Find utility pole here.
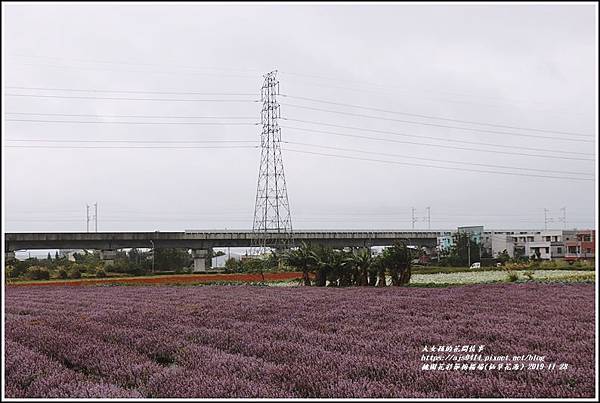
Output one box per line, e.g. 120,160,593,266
150,240,155,274
544,208,552,230
86,204,90,233
559,207,567,229
412,207,431,230
251,70,293,255
86,203,98,232
467,231,471,267
94,203,98,232
225,227,231,260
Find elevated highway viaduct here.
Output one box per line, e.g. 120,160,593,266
5,230,449,271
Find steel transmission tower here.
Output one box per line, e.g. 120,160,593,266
251,70,293,254
86,203,98,232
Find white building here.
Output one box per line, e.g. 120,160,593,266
484,230,577,260
58,249,84,262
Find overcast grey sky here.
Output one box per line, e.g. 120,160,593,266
2,2,597,232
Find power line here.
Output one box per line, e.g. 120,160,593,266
280,73,582,116
7,218,255,223
5,93,259,102
6,112,256,119
8,61,258,79
7,53,263,74
6,119,259,126
6,139,256,144
283,148,594,181
284,141,592,176
11,214,589,220
2,58,570,113
10,137,589,175
282,119,592,156
10,218,595,224
6,215,593,223
280,125,594,162
6,86,256,96
281,103,592,143
5,145,259,149
280,94,591,137
279,74,589,117
8,210,593,218
280,71,574,111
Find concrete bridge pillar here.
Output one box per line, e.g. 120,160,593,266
100,249,117,266
192,249,208,273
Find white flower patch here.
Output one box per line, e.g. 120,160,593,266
411,270,594,285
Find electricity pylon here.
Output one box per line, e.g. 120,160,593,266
251,70,293,255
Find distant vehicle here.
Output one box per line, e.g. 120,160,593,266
470,262,481,269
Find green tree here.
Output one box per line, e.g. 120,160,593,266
497,249,510,265
11,259,35,278
74,250,101,264
154,248,193,271
224,257,240,273
68,268,81,279
372,255,387,287
26,266,50,280
6,266,17,279
301,247,347,287
262,251,280,272
128,248,141,265
381,241,413,286
310,245,334,287
282,242,316,286
348,248,372,286
242,257,266,281
327,250,349,287
443,232,481,267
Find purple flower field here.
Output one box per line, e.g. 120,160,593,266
4,283,596,398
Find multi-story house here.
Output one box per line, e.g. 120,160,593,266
478,229,587,261
437,235,454,255
438,228,594,262
486,230,539,258
522,230,571,260
564,230,596,262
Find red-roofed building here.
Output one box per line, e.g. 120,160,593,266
564,230,595,262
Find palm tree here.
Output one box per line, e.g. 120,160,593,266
382,241,413,286
310,245,333,287
330,249,351,287
367,257,379,286
342,248,372,286
372,254,387,287
353,248,372,286
282,242,315,286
